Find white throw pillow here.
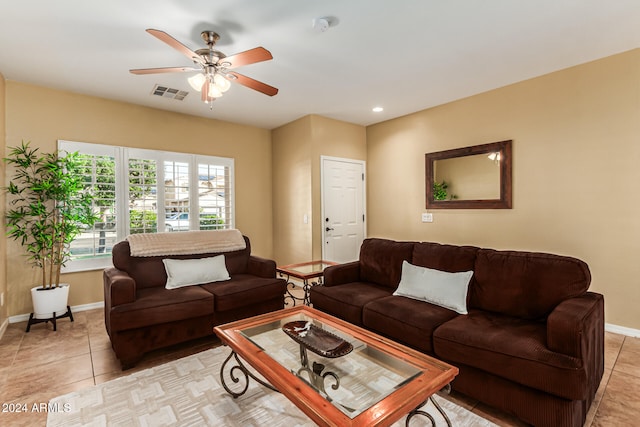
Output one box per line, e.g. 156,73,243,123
163,255,230,289
393,261,473,314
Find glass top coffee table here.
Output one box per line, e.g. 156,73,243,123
214,306,458,426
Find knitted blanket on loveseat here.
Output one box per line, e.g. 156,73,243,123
126,229,246,257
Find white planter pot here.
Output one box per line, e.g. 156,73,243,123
30,284,70,320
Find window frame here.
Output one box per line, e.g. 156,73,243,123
58,140,235,273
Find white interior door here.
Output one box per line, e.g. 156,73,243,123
321,156,366,263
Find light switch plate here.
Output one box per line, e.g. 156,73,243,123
421,213,433,223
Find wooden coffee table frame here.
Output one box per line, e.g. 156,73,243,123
214,306,458,427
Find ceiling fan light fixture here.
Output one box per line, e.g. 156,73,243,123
208,82,223,98
188,73,206,91
214,73,231,92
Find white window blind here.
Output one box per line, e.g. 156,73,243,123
197,161,232,231
128,157,158,234
71,151,117,268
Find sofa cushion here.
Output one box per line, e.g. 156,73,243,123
110,286,214,331
469,249,591,320
433,310,587,400
359,238,415,289
310,282,393,326
363,296,459,354
163,255,230,289
394,261,473,314
200,274,286,312
412,242,479,272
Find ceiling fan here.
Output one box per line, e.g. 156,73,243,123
130,29,278,103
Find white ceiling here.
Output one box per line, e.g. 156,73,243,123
0,1,638,130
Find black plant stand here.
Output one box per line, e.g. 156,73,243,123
25,306,74,332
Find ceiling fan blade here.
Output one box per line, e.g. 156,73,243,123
129,66,200,75
226,72,278,96
146,28,204,65
222,47,273,69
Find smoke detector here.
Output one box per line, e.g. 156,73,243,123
312,17,330,33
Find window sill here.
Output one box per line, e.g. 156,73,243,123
62,258,112,274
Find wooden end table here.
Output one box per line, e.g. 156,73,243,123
277,260,337,306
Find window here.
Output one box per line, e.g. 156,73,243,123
128,157,158,234
59,140,235,272
197,162,231,231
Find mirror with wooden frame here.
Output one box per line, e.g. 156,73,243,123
425,140,512,209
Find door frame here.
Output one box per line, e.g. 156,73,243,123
320,155,367,261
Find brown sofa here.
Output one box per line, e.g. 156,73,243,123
104,235,286,369
310,238,604,427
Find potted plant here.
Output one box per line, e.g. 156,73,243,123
433,181,457,201
3,141,98,331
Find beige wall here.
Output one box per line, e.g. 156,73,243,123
272,116,314,264
0,73,7,326
4,81,274,317
272,115,366,264
366,49,640,329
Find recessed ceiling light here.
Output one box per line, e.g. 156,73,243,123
372,106,384,112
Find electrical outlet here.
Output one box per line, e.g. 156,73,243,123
421,213,433,223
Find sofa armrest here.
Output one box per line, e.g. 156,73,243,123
547,292,604,359
323,261,361,287
247,256,277,278
103,267,136,307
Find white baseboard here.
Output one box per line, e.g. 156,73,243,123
8,301,105,324
605,323,640,338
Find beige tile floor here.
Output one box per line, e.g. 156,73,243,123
0,307,637,426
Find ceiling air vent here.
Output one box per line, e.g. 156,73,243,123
151,85,189,101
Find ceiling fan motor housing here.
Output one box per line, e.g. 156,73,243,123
201,31,220,46
196,48,226,65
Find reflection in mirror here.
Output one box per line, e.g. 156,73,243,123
434,153,501,200
426,140,512,209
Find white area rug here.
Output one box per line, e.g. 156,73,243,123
47,346,496,426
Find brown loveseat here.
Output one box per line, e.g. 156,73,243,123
310,238,604,427
104,234,286,369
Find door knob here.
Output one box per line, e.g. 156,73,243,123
326,227,334,232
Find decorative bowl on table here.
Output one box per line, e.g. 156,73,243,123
282,320,353,358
